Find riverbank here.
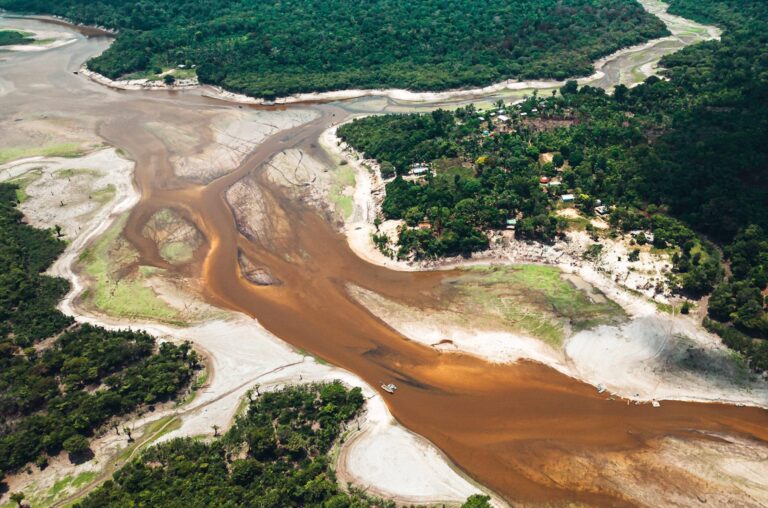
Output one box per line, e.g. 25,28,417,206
322,123,768,412
73,0,720,106
0,129,495,508
0,23,77,51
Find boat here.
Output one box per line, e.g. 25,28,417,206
381,383,397,394
597,384,606,394
651,399,661,408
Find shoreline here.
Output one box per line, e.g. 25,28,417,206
1,146,495,506
74,0,720,105
322,125,768,412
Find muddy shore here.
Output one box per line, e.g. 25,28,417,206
1,6,766,508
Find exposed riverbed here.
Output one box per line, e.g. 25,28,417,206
1,6,766,507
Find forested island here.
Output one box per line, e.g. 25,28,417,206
0,0,667,98
338,0,768,371
0,183,199,482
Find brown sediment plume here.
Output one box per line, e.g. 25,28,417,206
111,104,768,507
2,24,764,504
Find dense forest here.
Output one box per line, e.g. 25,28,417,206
0,0,667,98
0,183,199,480
339,0,768,370
75,382,490,508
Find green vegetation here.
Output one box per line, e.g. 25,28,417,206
0,183,199,482
75,382,375,507
1,0,666,99
79,215,182,323
0,143,84,165
5,168,43,203
0,29,33,46
329,164,356,220
340,0,768,370
448,265,625,345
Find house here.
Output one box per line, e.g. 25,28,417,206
410,163,430,175
539,176,551,184
506,218,517,230
595,205,609,215
561,193,575,202
497,114,510,122
548,179,562,187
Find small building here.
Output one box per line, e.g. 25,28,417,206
506,218,517,230
548,179,562,187
539,176,551,184
595,205,609,215
497,114,510,122
410,163,430,175
561,193,575,202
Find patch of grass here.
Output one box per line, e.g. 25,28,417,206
168,67,197,79
0,143,85,165
79,214,183,324
90,184,116,204
117,415,180,463
563,215,592,231
5,168,43,203
296,347,328,365
177,369,208,406
160,240,195,264
54,167,103,179
329,163,356,219
32,38,57,46
447,265,626,346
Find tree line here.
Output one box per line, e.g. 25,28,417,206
0,183,199,480
0,0,666,99
339,0,768,371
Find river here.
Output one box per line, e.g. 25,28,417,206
1,10,766,507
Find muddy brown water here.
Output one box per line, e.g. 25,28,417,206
2,16,767,506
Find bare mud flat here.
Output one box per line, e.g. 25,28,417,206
1,6,766,508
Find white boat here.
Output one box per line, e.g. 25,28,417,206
381,383,397,394
597,384,606,394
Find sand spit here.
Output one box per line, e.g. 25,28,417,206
0,24,77,52
79,67,199,91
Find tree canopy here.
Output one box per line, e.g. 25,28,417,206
0,183,199,479
0,0,667,98
339,0,768,370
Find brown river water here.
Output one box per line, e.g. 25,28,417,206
2,16,767,507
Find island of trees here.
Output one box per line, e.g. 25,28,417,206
338,0,768,371
0,0,667,99
0,183,199,481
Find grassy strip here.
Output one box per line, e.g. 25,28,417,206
329,163,356,219
453,265,626,346
0,143,85,165
78,215,183,324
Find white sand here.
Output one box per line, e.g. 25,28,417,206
0,143,493,507
79,0,720,107
322,100,768,413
